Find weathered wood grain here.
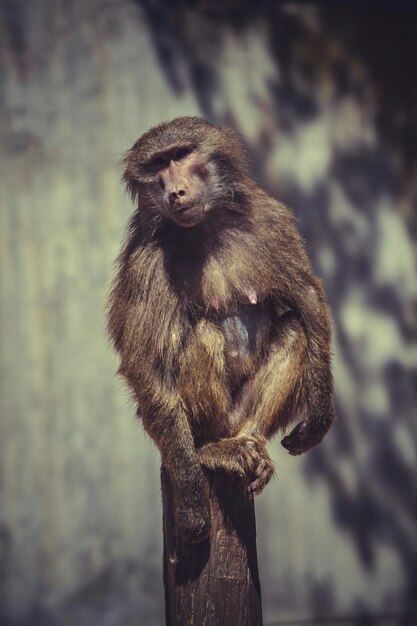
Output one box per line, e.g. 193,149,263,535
161,468,263,626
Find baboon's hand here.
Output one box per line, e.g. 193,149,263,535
281,419,329,456
175,480,210,543
242,436,275,496
197,435,275,495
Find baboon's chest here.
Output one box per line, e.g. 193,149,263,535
210,301,271,398
220,303,271,362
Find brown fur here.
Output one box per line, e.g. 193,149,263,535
107,117,335,542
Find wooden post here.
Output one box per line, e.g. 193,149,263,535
161,467,263,626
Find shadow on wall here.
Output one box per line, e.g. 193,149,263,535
136,0,417,616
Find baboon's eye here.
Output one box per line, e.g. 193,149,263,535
173,147,192,161
149,155,169,170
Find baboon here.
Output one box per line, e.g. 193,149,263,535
107,117,335,542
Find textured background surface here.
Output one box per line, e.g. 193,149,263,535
0,2,416,624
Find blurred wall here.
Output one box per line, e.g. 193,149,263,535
0,2,416,625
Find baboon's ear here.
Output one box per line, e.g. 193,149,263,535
121,149,140,202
